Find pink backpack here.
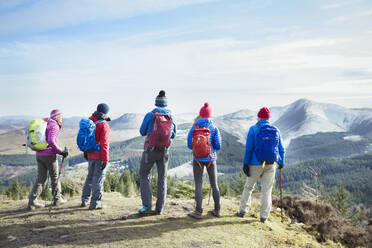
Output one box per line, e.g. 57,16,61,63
148,113,173,150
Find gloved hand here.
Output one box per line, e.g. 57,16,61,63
84,151,88,160
100,162,107,170
105,117,111,122
243,164,250,177
60,150,69,158
278,164,284,170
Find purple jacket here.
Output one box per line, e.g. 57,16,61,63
36,118,63,156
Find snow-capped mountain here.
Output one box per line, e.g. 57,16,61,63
62,116,84,128
213,110,257,143
109,113,145,130
1,98,372,150
174,113,199,124
212,98,372,146
272,99,372,145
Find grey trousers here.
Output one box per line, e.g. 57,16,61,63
193,160,220,212
139,149,169,212
82,159,107,207
28,155,61,204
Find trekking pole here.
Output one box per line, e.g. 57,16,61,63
45,175,50,208
49,147,68,214
208,186,211,205
280,168,283,222
207,165,212,206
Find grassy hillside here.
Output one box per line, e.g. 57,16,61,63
282,153,372,206
286,132,372,163
0,193,346,248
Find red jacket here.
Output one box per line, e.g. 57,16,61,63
87,115,110,163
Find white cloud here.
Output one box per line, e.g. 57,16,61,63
0,0,216,34
0,0,31,10
321,0,355,9
326,9,372,24
1,29,372,116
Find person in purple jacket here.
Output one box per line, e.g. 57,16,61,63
27,109,69,210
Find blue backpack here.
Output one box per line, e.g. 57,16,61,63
254,124,280,164
76,119,104,152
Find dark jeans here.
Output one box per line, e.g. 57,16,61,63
82,159,107,207
193,160,220,212
139,149,169,212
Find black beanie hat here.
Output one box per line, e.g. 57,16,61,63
155,90,168,107
97,103,109,114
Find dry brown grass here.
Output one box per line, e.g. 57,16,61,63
273,195,372,248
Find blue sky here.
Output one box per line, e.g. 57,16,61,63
1,0,372,118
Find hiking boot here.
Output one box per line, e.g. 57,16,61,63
211,209,220,217
27,201,45,211
155,209,163,215
81,201,89,207
138,205,152,214
53,197,67,206
260,217,267,223
89,202,106,210
188,210,203,219
236,211,245,218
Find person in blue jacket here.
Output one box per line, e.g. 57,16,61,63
237,107,285,223
138,90,177,215
187,102,222,219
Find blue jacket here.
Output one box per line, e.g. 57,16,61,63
243,120,285,166
187,118,221,162
139,107,177,148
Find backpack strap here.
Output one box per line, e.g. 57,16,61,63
95,120,105,125
195,158,203,169
256,123,261,135
206,154,214,168
193,123,201,168
195,155,214,169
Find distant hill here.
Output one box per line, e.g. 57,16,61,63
286,132,372,163
109,113,144,130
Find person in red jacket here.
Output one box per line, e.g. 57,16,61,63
81,103,111,210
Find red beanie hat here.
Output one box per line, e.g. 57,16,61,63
257,107,270,119
199,102,212,118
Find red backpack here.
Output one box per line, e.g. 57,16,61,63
148,113,173,150
192,124,213,168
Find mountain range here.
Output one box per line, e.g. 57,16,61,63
213,98,372,146
1,98,372,207
1,98,372,154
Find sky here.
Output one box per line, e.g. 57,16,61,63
0,0,372,118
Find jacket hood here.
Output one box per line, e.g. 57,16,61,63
43,117,61,128
152,107,172,115
93,111,108,120
194,118,212,127
257,119,270,127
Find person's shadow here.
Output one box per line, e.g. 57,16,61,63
0,207,258,247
